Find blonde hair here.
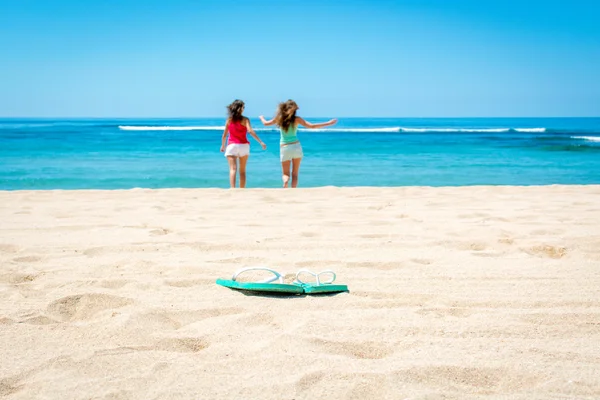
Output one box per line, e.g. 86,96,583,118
274,100,299,131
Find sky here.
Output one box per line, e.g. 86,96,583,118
0,0,599,118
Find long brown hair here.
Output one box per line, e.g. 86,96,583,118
274,100,299,131
227,99,244,122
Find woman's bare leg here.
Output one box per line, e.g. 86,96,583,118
227,156,237,188
291,157,302,188
238,155,249,188
281,160,291,188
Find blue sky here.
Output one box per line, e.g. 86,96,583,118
1,0,599,117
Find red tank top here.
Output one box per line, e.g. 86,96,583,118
228,121,249,144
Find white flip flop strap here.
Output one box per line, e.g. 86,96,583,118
295,269,336,286
231,267,283,284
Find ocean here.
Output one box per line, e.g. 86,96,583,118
1,117,599,190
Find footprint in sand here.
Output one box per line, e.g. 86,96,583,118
95,337,208,356
46,293,133,322
125,307,244,333
410,258,433,265
0,378,23,397
12,256,42,263
522,244,567,259
529,228,566,236
125,312,182,331
307,338,393,359
154,337,208,353
0,244,19,253
295,371,327,393
0,273,38,284
149,228,171,236
0,356,75,397
458,241,488,251
472,251,506,258
395,365,540,393
368,203,393,211
20,315,59,325
296,372,388,399
498,237,515,245
82,246,112,257
300,231,319,238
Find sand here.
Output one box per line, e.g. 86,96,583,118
1,185,599,399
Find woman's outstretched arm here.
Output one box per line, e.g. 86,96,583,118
245,118,267,150
296,117,337,129
220,119,229,152
259,115,276,126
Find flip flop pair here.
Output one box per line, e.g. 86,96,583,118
216,267,348,295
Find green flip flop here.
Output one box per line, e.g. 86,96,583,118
216,267,304,294
293,269,349,294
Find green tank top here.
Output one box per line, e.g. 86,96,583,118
280,124,299,145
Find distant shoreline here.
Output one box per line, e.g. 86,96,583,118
2,184,600,193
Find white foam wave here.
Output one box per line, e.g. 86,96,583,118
119,125,402,133
302,127,401,132
401,127,547,133
514,128,546,132
118,125,548,134
400,128,510,133
119,126,225,131
572,136,600,143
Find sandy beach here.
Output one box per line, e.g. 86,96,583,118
1,185,599,399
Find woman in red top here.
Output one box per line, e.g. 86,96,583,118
220,100,267,188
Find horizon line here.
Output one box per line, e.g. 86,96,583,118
1,116,600,120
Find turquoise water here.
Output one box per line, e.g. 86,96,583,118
1,118,599,189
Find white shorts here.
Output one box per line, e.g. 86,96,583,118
225,143,250,158
280,143,303,162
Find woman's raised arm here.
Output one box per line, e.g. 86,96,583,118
259,115,276,126
296,117,337,129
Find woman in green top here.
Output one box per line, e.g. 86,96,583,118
260,100,337,188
